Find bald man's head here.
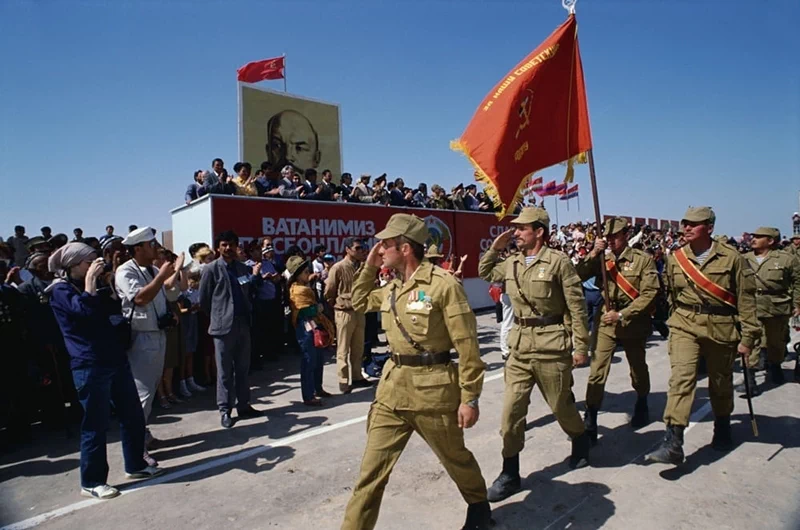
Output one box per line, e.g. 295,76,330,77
266,110,321,174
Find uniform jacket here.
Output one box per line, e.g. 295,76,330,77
352,261,484,412
351,183,374,203
199,258,261,336
575,246,659,338
479,246,589,358
665,242,760,347
743,249,800,318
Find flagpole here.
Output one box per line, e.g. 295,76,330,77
587,148,613,311
282,53,287,92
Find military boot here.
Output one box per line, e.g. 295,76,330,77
646,425,685,465
736,368,760,397
768,362,785,385
568,432,591,469
486,455,521,502
584,407,599,446
461,501,494,530
711,416,733,452
630,395,650,429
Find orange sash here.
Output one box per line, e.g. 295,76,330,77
673,247,737,308
605,260,639,301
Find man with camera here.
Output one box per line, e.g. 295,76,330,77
115,227,182,464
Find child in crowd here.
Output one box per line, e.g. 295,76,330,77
178,271,206,396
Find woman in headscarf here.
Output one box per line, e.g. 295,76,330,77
47,243,164,500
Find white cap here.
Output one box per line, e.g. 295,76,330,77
122,226,156,246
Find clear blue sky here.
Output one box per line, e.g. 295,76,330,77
1,0,798,240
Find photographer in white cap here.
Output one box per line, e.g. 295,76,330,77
115,227,183,466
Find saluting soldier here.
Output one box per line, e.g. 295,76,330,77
739,227,800,393
478,207,591,503
575,217,659,444
341,213,492,530
647,207,760,465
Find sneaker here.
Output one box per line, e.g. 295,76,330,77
188,378,206,392
143,451,159,467
126,466,166,480
158,396,172,410
81,484,120,499
178,381,193,399
167,394,184,404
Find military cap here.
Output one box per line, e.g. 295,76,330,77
792,234,800,240
425,245,444,259
750,227,780,239
285,256,310,281
122,226,157,246
682,206,715,223
510,207,550,227
26,236,50,251
375,213,429,245
360,173,371,181
603,217,629,236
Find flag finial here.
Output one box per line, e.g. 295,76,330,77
562,0,577,15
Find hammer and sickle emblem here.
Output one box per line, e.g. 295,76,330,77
515,89,534,139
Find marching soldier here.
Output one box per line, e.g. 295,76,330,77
478,207,591,502
739,227,800,393
341,213,492,530
575,217,659,444
647,207,760,465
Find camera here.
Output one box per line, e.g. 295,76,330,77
157,311,177,330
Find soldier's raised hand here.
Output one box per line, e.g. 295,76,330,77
491,229,515,251
366,242,383,268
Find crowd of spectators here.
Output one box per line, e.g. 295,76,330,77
185,158,501,212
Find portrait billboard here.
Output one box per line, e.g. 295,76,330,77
239,84,342,179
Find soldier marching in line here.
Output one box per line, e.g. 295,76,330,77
341,213,492,530
478,207,591,502
647,207,761,465
738,227,800,393
575,217,660,444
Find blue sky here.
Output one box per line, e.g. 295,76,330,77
1,0,798,240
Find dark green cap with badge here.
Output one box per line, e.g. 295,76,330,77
375,213,429,245
603,217,628,236
750,227,780,239
510,207,550,227
682,206,715,224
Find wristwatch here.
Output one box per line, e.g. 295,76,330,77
618,311,625,323
466,398,479,409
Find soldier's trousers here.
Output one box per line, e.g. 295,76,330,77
746,316,790,368
663,328,736,427
335,310,366,385
585,327,650,408
342,402,487,530
500,353,584,458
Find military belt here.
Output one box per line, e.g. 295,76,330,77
676,301,737,316
756,288,783,296
514,315,564,327
391,351,452,367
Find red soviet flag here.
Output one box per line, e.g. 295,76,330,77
451,14,592,218
237,56,285,83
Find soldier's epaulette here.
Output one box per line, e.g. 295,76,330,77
714,240,739,254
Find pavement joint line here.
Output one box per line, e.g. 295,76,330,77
0,343,718,530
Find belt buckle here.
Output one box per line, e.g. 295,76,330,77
393,355,402,367
693,304,704,313
419,352,432,366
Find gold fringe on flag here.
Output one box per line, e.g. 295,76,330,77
562,151,587,184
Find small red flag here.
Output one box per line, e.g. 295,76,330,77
237,56,285,83
451,14,592,218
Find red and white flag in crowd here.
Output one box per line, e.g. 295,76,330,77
237,56,285,83
523,176,543,196
538,180,567,197
559,184,579,200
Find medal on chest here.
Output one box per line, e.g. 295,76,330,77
537,266,546,279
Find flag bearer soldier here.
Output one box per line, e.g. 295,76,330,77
478,207,591,503
647,207,760,465
575,217,660,444
341,213,492,530
738,227,800,393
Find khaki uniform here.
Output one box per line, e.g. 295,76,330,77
479,245,590,457
342,260,486,530
351,181,374,203
743,249,800,367
324,257,367,386
663,242,760,426
575,246,659,408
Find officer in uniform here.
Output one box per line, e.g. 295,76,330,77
575,217,659,444
478,207,591,502
787,234,800,259
647,207,760,465
341,213,492,530
739,227,800,393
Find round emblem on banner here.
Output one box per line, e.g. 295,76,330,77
424,216,453,260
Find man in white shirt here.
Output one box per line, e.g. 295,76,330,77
115,227,182,463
